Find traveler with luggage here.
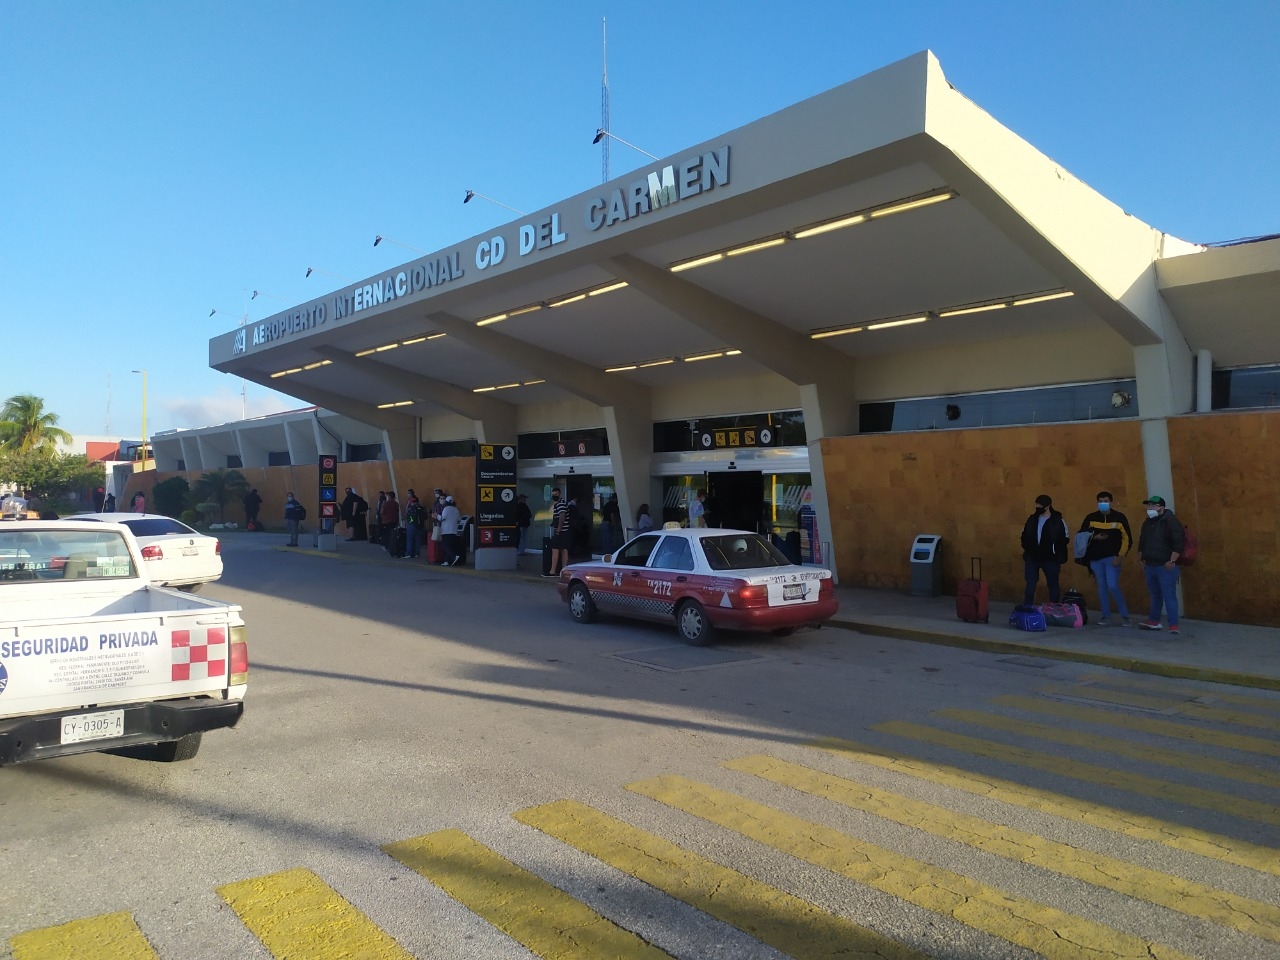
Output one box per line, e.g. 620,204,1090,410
1020,494,1069,605
1077,491,1133,626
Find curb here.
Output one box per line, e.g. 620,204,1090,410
828,616,1280,692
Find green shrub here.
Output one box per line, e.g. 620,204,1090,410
180,509,200,527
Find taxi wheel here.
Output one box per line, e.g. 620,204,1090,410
676,600,714,646
176,583,203,593
568,581,597,623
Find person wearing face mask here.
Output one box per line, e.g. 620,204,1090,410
1020,494,1070,606
1137,495,1186,635
1078,491,1134,626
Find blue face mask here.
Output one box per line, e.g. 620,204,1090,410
1098,502,1111,512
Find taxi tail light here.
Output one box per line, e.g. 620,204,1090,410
819,577,833,598
229,625,249,685
215,541,221,556
140,544,164,561
736,584,769,608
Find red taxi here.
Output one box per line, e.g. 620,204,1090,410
556,525,838,645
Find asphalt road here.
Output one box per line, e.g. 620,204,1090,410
2,535,1278,959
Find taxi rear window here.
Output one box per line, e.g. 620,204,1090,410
701,534,793,571
0,529,137,583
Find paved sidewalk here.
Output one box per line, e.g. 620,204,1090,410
270,533,1280,691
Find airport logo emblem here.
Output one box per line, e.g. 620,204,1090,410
0,661,8,696
232,328,247,355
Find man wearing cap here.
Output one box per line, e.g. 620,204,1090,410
439,495,462,566
1020,494,1070,605
1137,495,1186,634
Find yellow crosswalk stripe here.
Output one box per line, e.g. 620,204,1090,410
1045,684,1280,732
811,737,1280,878
10,912,159,960
515,799,928,960
629,774,1195,960
1078,672,1280,713
990,694,1280,757
726,753,1280,944
874,720,1280,826
217,867,413,960
382,829,674,960
936,707,1280,789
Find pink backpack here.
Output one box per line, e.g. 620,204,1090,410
1039,602,1084,628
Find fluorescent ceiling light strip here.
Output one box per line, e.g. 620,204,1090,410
401,336,427,345
605,364,638,373
794,213,867,239
394,400,414,407
725,349,742,356
726,236,787,257
476,313,507,326
302,362,324,370
1012,290,1074,306
508,304,542,317
639,358,675,367
549,293,587,308
671,252,723,273
354,349,376,357
683,351,724,362
869,192,954,218
938,302,1008,318
867,315,929,331
810,325,864,339
375,343,399,352
522,379,545,386
493,383,520,390
589,281,628,296
375,402,396,409
473,386,496,393
426,332,446,340
269,370,290,378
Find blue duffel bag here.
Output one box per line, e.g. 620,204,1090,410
1009,604,1048,632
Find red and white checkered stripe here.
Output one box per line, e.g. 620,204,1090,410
171,627,227,682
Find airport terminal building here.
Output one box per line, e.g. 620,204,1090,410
172,52,1279,624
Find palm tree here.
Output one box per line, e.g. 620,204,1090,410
0,394,73,454
192,468,249,523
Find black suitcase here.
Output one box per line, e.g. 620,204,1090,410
388,526,406,558
541,536,553,576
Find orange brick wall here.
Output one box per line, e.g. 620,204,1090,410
120,457,474,527
821,420,1149,607
1169,412,1280,626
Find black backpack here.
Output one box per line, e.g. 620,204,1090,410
296,503,307,521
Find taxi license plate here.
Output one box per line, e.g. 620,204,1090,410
783,583,807,601
182,546,198,556
61,709,125,745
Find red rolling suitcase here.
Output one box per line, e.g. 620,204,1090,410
957,557,989,623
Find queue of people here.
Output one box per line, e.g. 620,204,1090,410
1022,490,1187,635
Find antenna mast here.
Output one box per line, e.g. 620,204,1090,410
104,373,111,434
601,18,610,183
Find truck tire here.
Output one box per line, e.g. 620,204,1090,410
152,732,202,762
176,583,203,594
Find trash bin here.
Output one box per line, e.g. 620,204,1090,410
457,516,473,566
909,534,943,597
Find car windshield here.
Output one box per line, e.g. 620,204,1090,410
0,529,137,582
700,534,794,571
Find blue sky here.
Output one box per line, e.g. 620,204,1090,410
2,2,1276,439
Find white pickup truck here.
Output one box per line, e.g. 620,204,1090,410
0,520,247,765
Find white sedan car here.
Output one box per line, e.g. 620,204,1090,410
70,513,222,591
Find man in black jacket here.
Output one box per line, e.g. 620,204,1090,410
1021,494,1070,605
1137,494,1186,635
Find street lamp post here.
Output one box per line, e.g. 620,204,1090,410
130,369,148,469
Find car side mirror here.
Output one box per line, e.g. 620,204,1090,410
603,553,614,563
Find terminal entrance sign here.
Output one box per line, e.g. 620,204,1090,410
475,444,517,548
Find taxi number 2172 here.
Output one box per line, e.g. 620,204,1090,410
645,579,672,596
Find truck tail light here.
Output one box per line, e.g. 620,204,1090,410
735,584,769,608
140,544,164,560
229,625,249,685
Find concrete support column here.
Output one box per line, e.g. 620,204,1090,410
284,420,318,469
381,423,418,497
311,417,341,458
602,401,653,538
196,436,219,472
1196,349,1213,414
799,380,859,582
234,430,269,468
179,436,200,472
